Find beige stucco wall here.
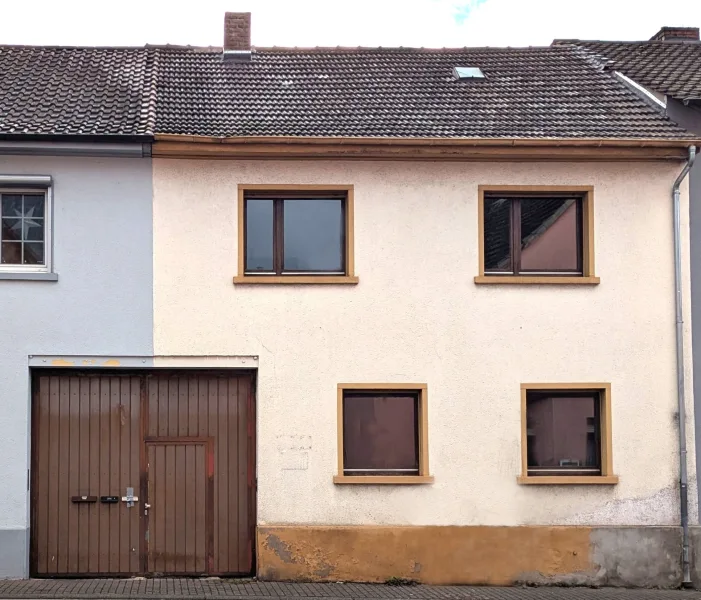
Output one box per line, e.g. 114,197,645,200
152,158,697,527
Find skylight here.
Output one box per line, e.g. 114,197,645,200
453,66,485,80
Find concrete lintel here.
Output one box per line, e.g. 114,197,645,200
28,355,259,369
0,174,52,187
152,355,258,368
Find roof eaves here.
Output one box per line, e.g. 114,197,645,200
153,133,701,147
0,133,155,143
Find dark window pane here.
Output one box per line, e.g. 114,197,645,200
1,195,22,217
1,241,21,264
1,218,21,241
520,198,579,272
283,199,343,272
343,393,419,475
526,391,600,475
25,218,44,241
484,198,512,271
23,194,45,218
23,242,44,265
245,199,274,272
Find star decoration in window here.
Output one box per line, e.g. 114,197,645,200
8,205,42,239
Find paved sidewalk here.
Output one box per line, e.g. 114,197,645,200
0,580,699,600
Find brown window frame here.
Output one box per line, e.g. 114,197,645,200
476,185,599,285
518,383,617,485
234,184,358,285
334,383,433,485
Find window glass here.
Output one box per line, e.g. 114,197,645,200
526,391,600,476
520,198,579,272
24,243,44,265
1,194,22,215
1,242,21,264
0,193,46,266
283,199,342,272
343,393,419,476
245,199,274,272
484,197,511,272
23,194,45,218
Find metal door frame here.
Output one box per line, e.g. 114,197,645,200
29,369,256,578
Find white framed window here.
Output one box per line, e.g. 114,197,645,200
0,175,53,276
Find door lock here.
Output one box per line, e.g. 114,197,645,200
122,487,138,508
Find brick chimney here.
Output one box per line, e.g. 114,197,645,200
223,12,251,61
650,26,699,42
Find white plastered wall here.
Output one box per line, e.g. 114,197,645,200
152,158,697,527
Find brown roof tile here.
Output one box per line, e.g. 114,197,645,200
0,46,157,138
153,45,692,139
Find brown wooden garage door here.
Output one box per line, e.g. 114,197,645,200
31,371,255,577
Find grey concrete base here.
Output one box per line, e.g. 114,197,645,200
0,528,27,579
688,526,701,588
520,527,687,589
591,527,682,588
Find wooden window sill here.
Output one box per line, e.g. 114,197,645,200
333,475,434,485
474,275,600,285
517,475,619,485
233,275,359,285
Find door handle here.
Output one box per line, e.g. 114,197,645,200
144,503,151,509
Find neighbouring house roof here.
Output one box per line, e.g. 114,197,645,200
0,43,696,141
0,46,157,138
553,39,701,103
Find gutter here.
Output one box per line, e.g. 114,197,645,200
0,141,152,158
154,133,701,149
673,145,697,587
0,133,153,144
152,135,700,161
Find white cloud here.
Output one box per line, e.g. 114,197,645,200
0,0,699,47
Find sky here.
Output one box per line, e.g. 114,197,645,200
0,0,700,48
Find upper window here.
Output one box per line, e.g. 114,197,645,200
519,383,617,485
477,186,598,284
0,186,51,274
335,384,432,485
235,185,357,284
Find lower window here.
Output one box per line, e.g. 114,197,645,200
520,383,617,484
335,384,432,484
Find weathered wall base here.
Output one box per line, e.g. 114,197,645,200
258,526,696,588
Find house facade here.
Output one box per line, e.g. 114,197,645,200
1,13,700,587
153,156,696,586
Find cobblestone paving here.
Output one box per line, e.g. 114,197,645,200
0,581,699,600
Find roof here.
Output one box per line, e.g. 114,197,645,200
0,43,696,141
0,46,157,138
155,45,692,139
553,39,701,103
